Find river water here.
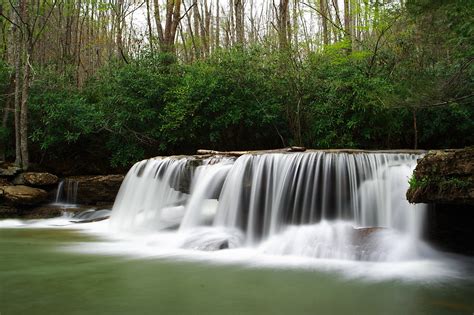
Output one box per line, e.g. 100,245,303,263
1,228,473,315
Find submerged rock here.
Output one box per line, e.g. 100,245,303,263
70,209,111,223
352,227,386,241
13,172,59,186
180,228,243,251
0,185,48,206
407,148,474,205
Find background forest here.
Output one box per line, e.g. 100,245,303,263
0,0,472,173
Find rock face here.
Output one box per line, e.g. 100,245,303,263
406,147,474,256
63,175,124,205
13,172,59,186
407,148,474,205
0,185,48,205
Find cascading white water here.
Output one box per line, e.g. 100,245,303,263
54,178,79,206
109,152,428,261
111,158,189,232
180,159,234,230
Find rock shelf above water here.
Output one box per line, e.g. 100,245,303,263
407,147,474,205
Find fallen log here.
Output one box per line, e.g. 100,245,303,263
196,147,307,156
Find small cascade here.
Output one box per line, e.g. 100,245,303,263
54,178,79,205
109,151,428,262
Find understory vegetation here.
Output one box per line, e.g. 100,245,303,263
0,0,472,170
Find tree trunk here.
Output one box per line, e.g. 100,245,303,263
0,76,14,161
343,0,352,52
193,0,201,58
20,45,31,169
234,0,244,46
13,3,22,166
215,0,220,49
279,0,290,50
229,0,235,45
115,0,125,60
320,0,329,45
146,0,154,52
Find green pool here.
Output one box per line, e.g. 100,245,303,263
1,228,473,315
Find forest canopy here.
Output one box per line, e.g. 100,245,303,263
0,0,472,171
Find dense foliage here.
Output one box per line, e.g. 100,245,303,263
1,0,473,170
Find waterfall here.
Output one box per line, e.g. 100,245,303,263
109,152,427,261
54,179,79,205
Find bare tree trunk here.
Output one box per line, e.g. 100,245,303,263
234,0,244,46
13,4,22,166
154,0,181,54
278,0,290,50
115,0,125,60
153,0,165,50
17,0,30,169
229,0,235,45
0,76,14,161
146,0,154,52
215,0,220,49
320,0,329,45
183,1,198,60
20,46,31,169
343,0,352,52
204,0,211,55
193,0,202,58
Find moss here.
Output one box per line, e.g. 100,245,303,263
408,174,429,189
409,173,471,191
439,177,471,190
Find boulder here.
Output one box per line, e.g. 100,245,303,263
63,175,124,204
13,172,59,186
0,185,48,206
0,163,22,177
407,148,474,205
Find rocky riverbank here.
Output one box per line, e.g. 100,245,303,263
407,148,473,205
0,163,123,218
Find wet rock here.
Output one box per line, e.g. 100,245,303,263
13,172,59,186
218,240,229,250
407,148,474,205
0,185,48,206
0,205,20,218
70,209,111,223
63,175,124,205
